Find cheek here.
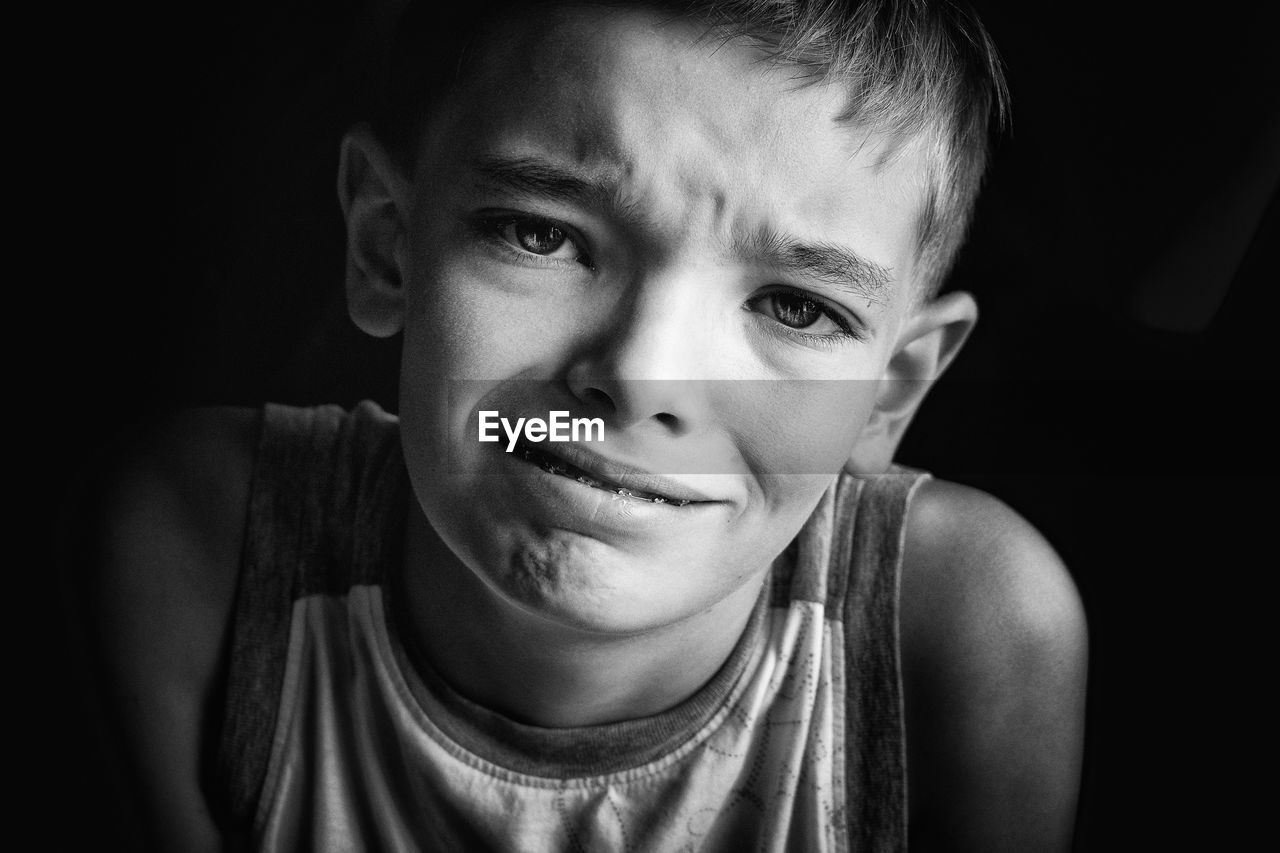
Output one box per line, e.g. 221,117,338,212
405,247,594,385
404,264,504,377
725,379,878,477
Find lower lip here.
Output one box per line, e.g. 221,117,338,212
495,445,714,532
515,442,695,505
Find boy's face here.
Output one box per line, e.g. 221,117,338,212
391,5,936,635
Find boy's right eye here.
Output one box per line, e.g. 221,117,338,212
484,213,593,268
503,219,569,256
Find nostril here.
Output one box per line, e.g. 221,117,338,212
565,376,692,432
579,386,614,410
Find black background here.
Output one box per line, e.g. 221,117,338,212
34,1,1278,848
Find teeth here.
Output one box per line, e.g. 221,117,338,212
516,442,692,506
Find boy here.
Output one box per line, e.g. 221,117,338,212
89,1,1086,850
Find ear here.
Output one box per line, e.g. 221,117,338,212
337,123,410,338
846,291,978,477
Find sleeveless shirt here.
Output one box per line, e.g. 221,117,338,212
216,401,928,852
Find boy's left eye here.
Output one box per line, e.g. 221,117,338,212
767,292,824,328
751,290,853,338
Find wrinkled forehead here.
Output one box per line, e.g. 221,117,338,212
443,5,893,162
417,4,932,292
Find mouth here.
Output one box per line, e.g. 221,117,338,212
513,440,701,506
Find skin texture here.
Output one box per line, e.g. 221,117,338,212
902,479,1087,851
344,5,978,729
80,409,259,852
85,5,1086,851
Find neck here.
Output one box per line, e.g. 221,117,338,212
397,504,765,728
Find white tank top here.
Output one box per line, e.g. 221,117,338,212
216,401,925,852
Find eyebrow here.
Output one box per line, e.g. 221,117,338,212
738,229,893,304
472,154,617,209
472,154,894,301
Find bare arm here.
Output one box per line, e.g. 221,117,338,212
80,408,259,852
901,479,1088,852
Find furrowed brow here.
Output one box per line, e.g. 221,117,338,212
742,229,893,303
472,157,896,301
472,155,614,208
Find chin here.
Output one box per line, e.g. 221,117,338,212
483,532,694,636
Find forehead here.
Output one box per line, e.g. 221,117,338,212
420,4,929,297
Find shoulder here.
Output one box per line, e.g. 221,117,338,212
96,405,261,563
82,406,261,850
899,477,1087,852
901,477,1085,662
91,407,261,637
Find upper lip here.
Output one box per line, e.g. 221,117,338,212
516,439,718,503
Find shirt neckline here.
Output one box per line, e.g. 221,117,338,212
377,543,773,779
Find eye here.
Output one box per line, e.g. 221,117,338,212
493,215,588,264
755,290,846,335
506,219,565,254
769,292,822,328
745,287,867,348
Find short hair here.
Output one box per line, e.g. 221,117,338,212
371,0,1009,299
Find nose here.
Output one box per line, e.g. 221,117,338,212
565,273,713,434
